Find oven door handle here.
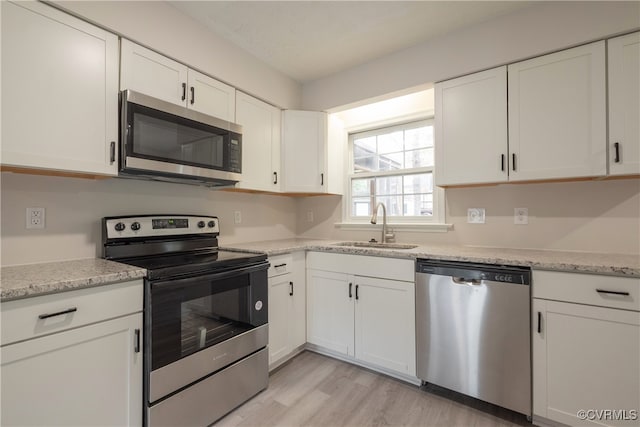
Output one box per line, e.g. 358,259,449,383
151,261,269,291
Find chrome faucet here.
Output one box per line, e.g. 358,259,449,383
371,202,395,243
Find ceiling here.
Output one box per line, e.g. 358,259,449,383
169,1,533,83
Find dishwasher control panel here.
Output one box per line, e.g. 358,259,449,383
416,259,531,285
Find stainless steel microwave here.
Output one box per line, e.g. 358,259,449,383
119,90,242,187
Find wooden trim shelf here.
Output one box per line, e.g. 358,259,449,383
440,174,640,189
0,166,112,180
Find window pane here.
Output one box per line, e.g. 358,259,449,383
405,148,434,168
351,178,373,197
405,126,433,149
403,173,433,194
352,197,372,216
354,156,377,173
354,136,376,153
376,195,402,216
378,152,403,171
377,131,403,154
375,176,402,196
404,194,433,216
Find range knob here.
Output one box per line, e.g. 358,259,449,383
208,220,216,228
197,221,206,228
131,222,141,231
114,222,126,232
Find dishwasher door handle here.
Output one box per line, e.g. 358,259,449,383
452,277,481,286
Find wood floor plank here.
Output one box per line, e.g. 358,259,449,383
216,351,530,427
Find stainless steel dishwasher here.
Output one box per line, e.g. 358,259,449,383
416,259,531,416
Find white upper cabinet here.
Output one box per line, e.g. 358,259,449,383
235,92,281,192
608,32,640,176
1,1,119,176
435,66,508,186
281,110,344,195
187,69,236,121
282,110,327,193
120,39,188,107
508,41,607,181
120,40,235,122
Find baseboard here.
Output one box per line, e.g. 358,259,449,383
305,343,422,386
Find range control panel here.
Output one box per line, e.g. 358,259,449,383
104,215,219,239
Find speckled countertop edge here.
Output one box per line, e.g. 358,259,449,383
221,239,640,278
0,258,147,302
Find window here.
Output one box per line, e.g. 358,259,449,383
348,120,439,222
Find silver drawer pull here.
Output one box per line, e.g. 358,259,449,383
38,307,77,320
596,289,630,296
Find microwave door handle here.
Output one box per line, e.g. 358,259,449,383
152,262,268,291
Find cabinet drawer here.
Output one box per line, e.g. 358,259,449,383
533,270,640,311
307,252,414,282
1,280,143,346
268,254,293,278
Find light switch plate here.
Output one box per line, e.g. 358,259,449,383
467,208,485,224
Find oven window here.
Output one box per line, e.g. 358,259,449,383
130,104,226,170
151,270,266,370
180,291,252,357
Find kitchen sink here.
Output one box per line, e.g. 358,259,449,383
334,241,419,250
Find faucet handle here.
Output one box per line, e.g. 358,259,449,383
385,227,396,243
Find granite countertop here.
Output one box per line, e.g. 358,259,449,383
222,238,640,278
0,258,147,301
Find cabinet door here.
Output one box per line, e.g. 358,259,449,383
1,1,119,176
187,69,236,122
435,66,508,186
1,313,143,426
508,41,606,181
120,39,188,107
354,277,416,376
609,32,640,176
282,110,327,193
306,269,353,356
236,92,282,192
268,275,292,364
533,299,640,426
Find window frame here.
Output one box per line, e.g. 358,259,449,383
344,118,445,225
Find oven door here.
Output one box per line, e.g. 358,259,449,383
147,261,268,403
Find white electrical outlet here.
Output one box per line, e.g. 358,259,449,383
467,208,485,224
514,208,529,225
234,211,242,224
306,211,314,222
26,207,46,229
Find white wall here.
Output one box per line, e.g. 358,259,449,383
0,173,297,266
303,1,640,111
53,0,301,109
296,179,640,255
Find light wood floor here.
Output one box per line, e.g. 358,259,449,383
216,351,531,427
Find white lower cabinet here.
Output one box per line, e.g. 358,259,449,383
267,252,306,369
532,271,640,427
1,281,143,426
306,252,416,379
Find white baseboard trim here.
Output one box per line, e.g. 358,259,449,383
305,343,422,386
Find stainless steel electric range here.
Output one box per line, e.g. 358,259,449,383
102,215,269,427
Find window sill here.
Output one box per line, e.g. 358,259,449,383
334,222,452,233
